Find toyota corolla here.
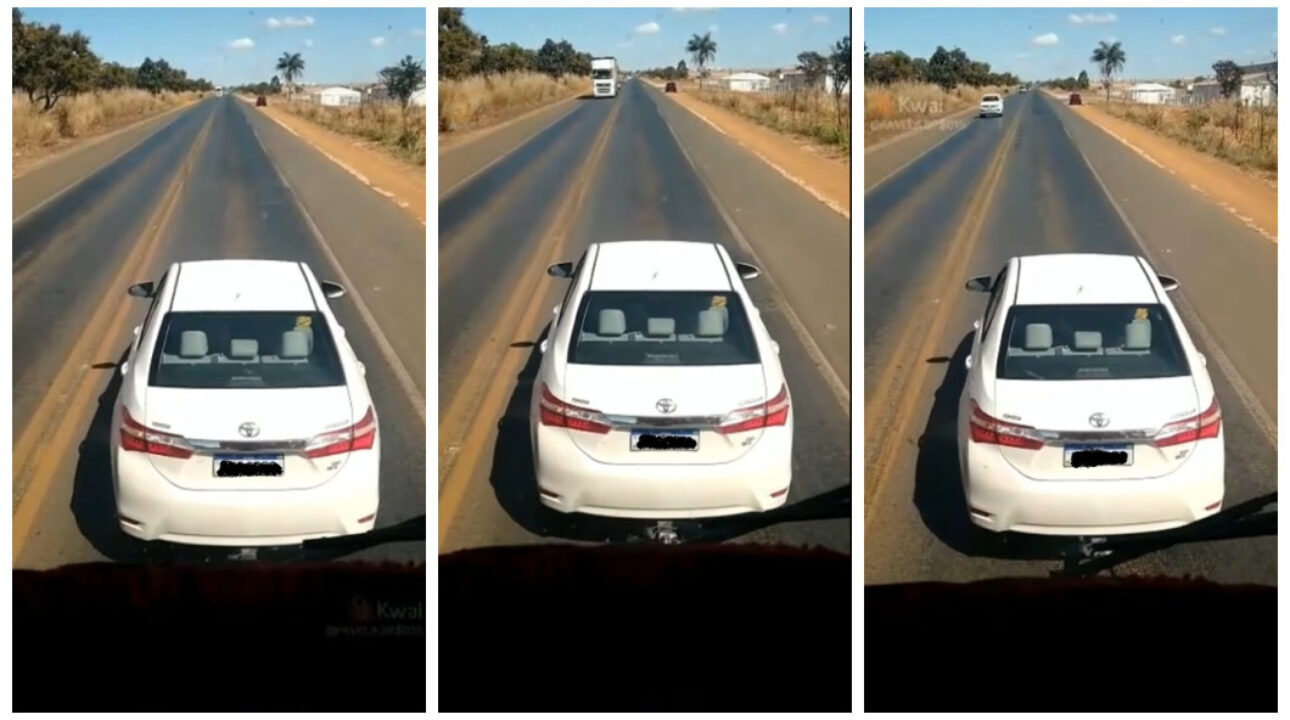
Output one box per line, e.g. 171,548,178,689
111,259,380,547
532,240,793,519
958,253,1223,537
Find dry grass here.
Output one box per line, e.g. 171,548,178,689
690,84,851,153
13,89,200,157
1103,100,1277,177
278,99,427,166
864,82,1007,145
438,71,586,136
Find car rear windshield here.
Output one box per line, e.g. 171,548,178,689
568,290,761,366
996,304,1191,381
149,311,347,389
982,95,1001,102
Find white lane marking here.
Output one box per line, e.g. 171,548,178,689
659,88,849,220
864,109,976,197
438,96,582,200
659,112,851,417
1069,134,1276,447
249,126,427,425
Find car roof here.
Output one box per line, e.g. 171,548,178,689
170,260,318,312
1013,253,1160,305
589,241,733,291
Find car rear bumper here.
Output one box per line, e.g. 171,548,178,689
961,435,1224,536
113,444,380,546
532,422,792,519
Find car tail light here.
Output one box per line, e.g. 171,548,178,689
968,400,1044,450
1152,397,1221,448
120,406,194,459
306,407,377,458
717,384,790,435
539,383,611,434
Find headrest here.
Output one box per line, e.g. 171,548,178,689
697,309,724,337
1073,331,1102,351
179,330,208,358
598,309,626,336
229,338,259,359
646,317,675,337
282,330,310,358
1125,320,1151,350
1023,323,1052,350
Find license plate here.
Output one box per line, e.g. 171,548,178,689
630,429,699,452
1063,444,1132,468
213,454,285,477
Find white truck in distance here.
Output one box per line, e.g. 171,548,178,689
592,57,619,98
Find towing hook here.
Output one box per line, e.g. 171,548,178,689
646,521,681,545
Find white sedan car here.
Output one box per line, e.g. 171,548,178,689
531,240,793,519
111,259,380,547
958,253,1224,537
979,93,1004,118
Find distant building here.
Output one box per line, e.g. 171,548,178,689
1186,61,1277,106
724,72,772,92
317,86,362,107
1128,82,1176,104
409,85,427,107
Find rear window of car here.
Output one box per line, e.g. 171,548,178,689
996,304,1191,381
148,311,347,388
982,95,1001,102
568,290,761,366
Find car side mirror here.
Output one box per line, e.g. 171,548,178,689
735,262,761,280
965,275,992,292
547,262,574,278
539,339,549,354
128,282,154,298
1158,274,1180,292
320,281,346,299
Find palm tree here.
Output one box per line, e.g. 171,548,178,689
276,52,305,98
685,32,717,88
1090,41,1126,103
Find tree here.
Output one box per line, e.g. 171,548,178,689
14,17,99,111
276,52,305,96
685,32,717,87
1266,50,1277,98
380,55,427,137
828,35,851,128
676,59,688,79
1213,60,1242,100
1090,40,1126,102
269,75,282,94
1077,69,1090,89
439,8,482,79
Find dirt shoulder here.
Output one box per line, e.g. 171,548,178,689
1050,90,1276,241
243,95,426,227
655,82,850,219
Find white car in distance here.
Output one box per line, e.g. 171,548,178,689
111,259,380,547
958,253,1223,538
531,240,793,519
979,93,1004,118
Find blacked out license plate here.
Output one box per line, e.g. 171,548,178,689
1063,444,1132,468
630,430,699,452
213,454,285,477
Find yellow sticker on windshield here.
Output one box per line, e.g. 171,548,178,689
296,315,312,328
1134,307,1148,320
711,295,727,308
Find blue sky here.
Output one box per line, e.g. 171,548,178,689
461,7,852,71
864,7,1278,81
20,7,427,86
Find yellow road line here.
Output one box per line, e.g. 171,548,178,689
863,113,1023,523
437,99,622,550
13,111,215,563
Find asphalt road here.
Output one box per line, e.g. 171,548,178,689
438,78,851,553
864,90,1277,585
13,95,426,568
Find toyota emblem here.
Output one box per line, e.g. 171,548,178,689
238,422,260,438
1088,413,1109,429
656,398,677,414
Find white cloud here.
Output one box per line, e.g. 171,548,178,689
411,28,425,37
267,15,314,29
1068,13,1116,24
1170,34,1186,45
772,22,788,34
634,21,660,35
370,36,387,48
303,39,314,48
228,38,254,50
673,7,717,12
1032,33,1059,46
1210,27,1226,36
709,24,718,33
812,15,828,24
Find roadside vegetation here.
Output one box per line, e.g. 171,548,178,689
12,9,211,160
438,8,591,137
862,43,1018,146
643,33,853,154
